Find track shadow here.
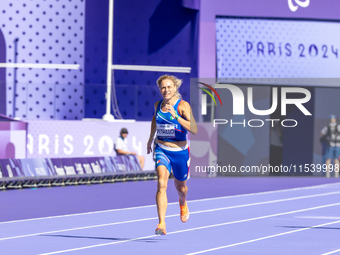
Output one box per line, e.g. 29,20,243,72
40,234,160,243
278,226,340,230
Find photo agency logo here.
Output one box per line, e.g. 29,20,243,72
197,82,312,128
197,82,223,115
288,0,310,12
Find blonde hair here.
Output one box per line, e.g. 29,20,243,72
156,75,182,99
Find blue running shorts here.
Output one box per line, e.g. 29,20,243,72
154,143,190,181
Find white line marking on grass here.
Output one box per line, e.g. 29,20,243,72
1,191,340,241
186,219,340,255
38,202,340,254
1,182,339,225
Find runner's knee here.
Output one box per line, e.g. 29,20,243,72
157,178,168,192
176,184,187,194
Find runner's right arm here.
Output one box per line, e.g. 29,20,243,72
147,101,159,154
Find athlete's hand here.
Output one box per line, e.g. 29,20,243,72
164,104,176,118
147,139,153,154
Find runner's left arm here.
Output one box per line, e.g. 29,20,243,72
174,100,198,135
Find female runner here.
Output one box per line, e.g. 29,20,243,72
147,75,198,235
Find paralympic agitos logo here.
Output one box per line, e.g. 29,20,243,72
197,82,312,128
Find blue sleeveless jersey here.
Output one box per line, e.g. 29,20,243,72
155,99,187,142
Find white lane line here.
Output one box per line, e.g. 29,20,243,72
38,202,340,255
1,182,338,225
190,191,340,215
1,191,339,242
0,204,156,225
0,217,158,242
186,182,340,204
295,216,340,220
0,63,80,69
322,248,340,255
186,219,340,255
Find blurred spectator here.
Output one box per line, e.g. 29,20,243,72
320,114,339,178
269,120,283,175
114,128,145,170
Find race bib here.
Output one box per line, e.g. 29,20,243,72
157,124,175,138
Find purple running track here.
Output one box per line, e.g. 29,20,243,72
1,177,340,222
0,180,340,254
